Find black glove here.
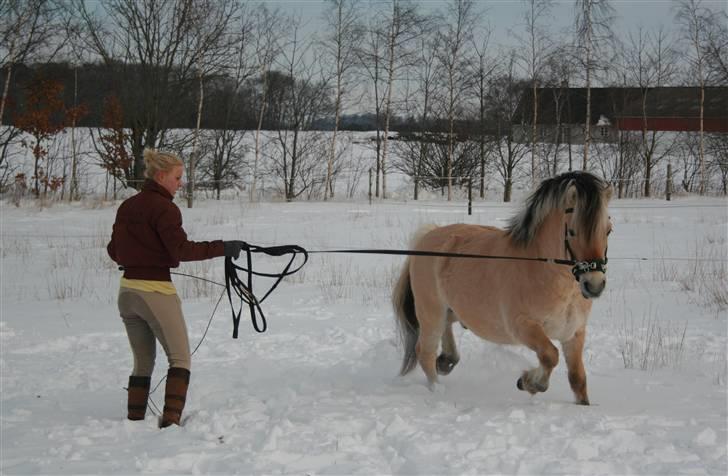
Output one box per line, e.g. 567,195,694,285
223,240,246,260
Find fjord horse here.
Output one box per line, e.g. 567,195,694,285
393,172,613,405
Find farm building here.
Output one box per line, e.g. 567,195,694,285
513,86,728,144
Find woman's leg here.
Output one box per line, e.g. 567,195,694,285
125,291,191,427
118,291,157,420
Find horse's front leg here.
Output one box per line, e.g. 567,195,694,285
562,327,590,405
515,320,559,395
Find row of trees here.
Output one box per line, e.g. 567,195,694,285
2,0,727,204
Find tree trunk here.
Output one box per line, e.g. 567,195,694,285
288,128,300,201
504,176,512,202
325,71,341,198
325,3,345,201
0,59,13,127
641,92,650,198
617,130,624,198
447,77,454,201
0,62,13,128
381,10,397,200
33,141,41,197
699,84,705,194
69,67,79,202
382,67,394,200
188,70,204,208
532,82,538,184
582,21,592,171
252,72,269,202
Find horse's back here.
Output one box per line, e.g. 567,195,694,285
416,223,505,251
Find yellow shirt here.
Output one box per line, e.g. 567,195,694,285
120,277,177,295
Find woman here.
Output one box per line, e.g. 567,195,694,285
107,149,243,428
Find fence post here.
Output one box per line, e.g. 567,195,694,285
368,168,372,205
666,163,672,201
467,178,472,216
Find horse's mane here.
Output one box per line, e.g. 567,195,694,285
507,171,609,247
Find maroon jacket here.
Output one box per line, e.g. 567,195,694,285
107,179,225,281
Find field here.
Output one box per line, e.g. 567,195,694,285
1,194,726,474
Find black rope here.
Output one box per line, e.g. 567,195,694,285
224,243,309,338
307,248,576,266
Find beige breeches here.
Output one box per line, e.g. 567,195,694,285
118,287,191,376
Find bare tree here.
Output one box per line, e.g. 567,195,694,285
394,132,479,196
490,52,530,202
676,0,717,194
267,21,332,201
541,45,577,176
407,29,441,200
470,30,496,198
1,0,64,128
436,0,478,200
675,131,702,193
703,10,728,84
250,4,286,201
574,0,614,170
1,0,64,196
197,129,247,200
197,5,257,201
706,133,728,195
321,0,361,200
622,26,679,197
515,0,553,186
356,15,387,197
380,0,421,199
185,0,238,208
72,0,204,188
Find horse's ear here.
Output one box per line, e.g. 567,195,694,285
565,181,578,209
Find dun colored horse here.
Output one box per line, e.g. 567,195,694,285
393,171,613,405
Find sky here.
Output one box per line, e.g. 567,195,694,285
268,0,728,49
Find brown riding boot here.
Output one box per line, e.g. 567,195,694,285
160,367,190,428
127,375,151,421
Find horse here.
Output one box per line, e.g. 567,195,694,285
392,171,613,405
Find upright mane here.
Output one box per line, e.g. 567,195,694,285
507,171,609,247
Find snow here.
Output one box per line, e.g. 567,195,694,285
1,195,727,475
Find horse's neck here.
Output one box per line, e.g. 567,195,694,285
532,210,567,259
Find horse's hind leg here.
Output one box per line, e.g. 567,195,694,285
414,303,447,388
437,310,460,376
562,327,590,405
515,319,559,395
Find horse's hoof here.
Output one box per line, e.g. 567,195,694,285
436,355,458,375
577,398,590,406
517,372,548,394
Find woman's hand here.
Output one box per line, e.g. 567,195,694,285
223,241,246,260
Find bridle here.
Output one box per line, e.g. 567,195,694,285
563,207,609,281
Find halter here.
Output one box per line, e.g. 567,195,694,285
563,207,608,280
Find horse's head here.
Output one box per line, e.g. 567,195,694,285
563,178,613,299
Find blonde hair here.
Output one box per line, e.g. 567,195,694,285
143,148,183,179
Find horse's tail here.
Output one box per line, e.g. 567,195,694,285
393,256,418,376
392,224,436,376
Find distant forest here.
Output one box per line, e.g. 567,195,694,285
2,62,465,133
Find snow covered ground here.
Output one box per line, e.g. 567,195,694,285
1,194,726,474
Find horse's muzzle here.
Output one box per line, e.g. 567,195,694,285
579,272,606,299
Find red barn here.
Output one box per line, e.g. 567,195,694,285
514,86,728,143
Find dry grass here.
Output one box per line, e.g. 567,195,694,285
618,309,688,371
